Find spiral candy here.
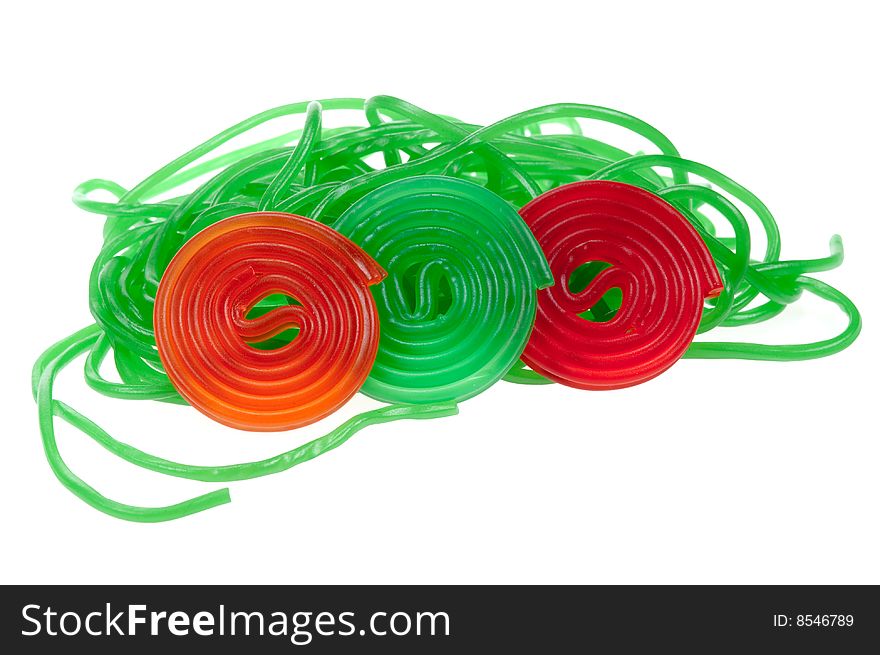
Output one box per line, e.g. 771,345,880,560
155,212,385,431
333,176,552,404
520,180,723,389
32,96,861,522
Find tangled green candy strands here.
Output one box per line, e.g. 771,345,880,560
34,96,860,522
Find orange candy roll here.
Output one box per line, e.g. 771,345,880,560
154,212,385,431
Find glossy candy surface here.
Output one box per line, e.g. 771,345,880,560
155,212,385,431
334,176,552,404
32,97,861,522
520,181,722,389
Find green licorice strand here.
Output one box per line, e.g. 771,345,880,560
364,95,542,198
83,333,178,401
122,98,366,204
73,179,180,224
146,124,364,199
684,276,861,360
33,326,231,522
725,301,788,327
258,101,323,210
33,326,459,520
714,236,844,328
504,359,554,385
55,401,458,483
753,235,844,278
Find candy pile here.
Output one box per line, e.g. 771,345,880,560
33,97,860,521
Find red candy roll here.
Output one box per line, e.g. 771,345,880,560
519,181,723,390
154,212,385,431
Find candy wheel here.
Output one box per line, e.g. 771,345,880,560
334,176,553,404
520,180,723,390
154,212,385,430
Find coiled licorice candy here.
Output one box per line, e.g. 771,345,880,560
333,176,553,404
154,212,385,431
519,180,723,389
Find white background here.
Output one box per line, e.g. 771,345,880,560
2,0,877,585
